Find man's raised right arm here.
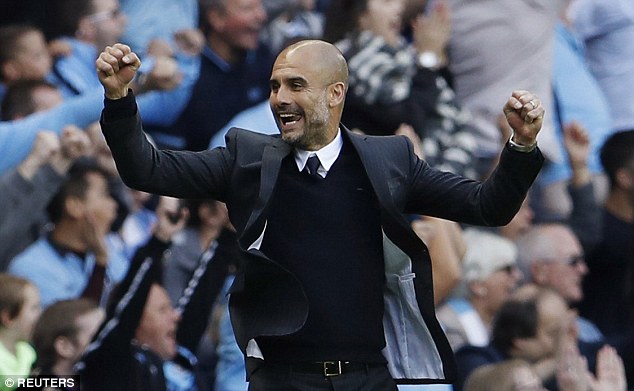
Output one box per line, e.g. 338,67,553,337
95,44,230,200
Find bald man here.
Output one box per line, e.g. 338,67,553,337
95,40,545,389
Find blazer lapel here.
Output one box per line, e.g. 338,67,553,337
344,128,417,245
239,139,291,250
344,128,396,212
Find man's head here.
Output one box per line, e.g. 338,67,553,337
32,299,104,372
0,274,41,342
134,284,181,360
48,0,125,49
357,0,405,47
269,40,348,150
600,129,634,199
491,286,570,363
0,25,52,84
323,0,404,46
461,230,522,315
1,80,63,120
46,159,118,237
184,199,229,231
464,359,547,391
515,224,587,304
199,0,267,61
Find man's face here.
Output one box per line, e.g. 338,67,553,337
212,0,267,51
477,263,522,314
86,0,126,48
135,285,180,360
515,293,569,362
535,228,587,303
31,86,63,113
358,0,404,47
13,285,42,341
269,50,334,150
11,30,52,81
81,172,118,236
70,308,105,362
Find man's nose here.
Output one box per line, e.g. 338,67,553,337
273,86,292,105
173,308,182,323
577,260,589,275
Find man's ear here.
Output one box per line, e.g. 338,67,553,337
0,308,15,328
206,8,226,32
54,336,76,359
64,197,85,220
1,61,20,82
531,262,548,285
615,167,633,191
328,82,346,107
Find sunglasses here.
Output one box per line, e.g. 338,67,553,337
497,264,517,274
87,8,122,23
565,255,585,267
541,255,585,267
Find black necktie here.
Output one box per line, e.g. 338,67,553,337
306,155,322,180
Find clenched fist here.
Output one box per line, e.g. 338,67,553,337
96,43,142,100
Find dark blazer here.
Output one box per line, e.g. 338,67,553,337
101,94,543,384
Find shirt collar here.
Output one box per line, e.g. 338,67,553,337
46,234,88,261
294,129,343,176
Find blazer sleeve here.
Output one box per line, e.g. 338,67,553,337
405,140,544,226
100,92,232,201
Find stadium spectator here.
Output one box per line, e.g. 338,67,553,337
160,0,273,151
8,158,128,308
0,127,91,271
0,274,41,387
436,229,521,351
31,299,104,378
78,197,227,391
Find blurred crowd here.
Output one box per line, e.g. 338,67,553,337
0,0,632,390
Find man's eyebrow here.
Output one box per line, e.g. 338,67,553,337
269,76,308,88
285,76,308,85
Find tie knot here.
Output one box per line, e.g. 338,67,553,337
306,155,322,179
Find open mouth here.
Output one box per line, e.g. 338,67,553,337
279,112,302,126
